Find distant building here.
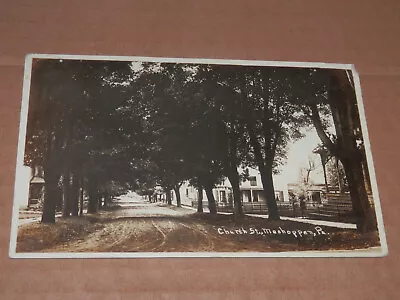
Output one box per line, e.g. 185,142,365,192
287,182,328,204
180,168,287,207
15,165,45,208
29,166,45,206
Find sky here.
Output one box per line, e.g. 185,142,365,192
273,128,326,190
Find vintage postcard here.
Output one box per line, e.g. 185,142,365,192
9,54,387,258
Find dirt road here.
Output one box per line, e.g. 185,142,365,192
44,193,220,253
17,193,380,253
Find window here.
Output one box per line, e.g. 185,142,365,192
249,176,257,186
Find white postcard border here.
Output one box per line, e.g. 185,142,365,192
9,53,388,259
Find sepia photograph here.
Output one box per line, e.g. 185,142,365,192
9,54,387,258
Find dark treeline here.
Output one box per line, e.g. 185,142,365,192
24,59,376,232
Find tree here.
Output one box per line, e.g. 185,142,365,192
137,63,195,207
26,59,135,222
194,65,249,217
26,59,82,222
130,63,227,213
313,144,331,193
197,186,204,213
188,65,309,219
326,157,347,193
290,68,377,232
230,67,308,220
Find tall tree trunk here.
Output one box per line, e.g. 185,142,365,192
173,184,181,207
79,176,84,216
41,130,59,223
226,129,243,218
71,175,79,217
335,158,344,193
309,71,376,232
98,195,103,210
246,126,280,220
41,167,59,223
321,158,329,193
103,192,109,208
62,122,73,217
341,157,377,232
166,190,172,205
62,171,71,217
332,74,376,232
259,164,280,220
227,168,243,217
197,186,204,213
87,177,98,213
70,173,79,216
54,187,63,212
203,182,217,215
361,150,373,194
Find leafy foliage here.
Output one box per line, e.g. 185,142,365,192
25,59,372,228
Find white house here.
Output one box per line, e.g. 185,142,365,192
179,167,289,207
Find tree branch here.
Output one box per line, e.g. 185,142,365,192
308,104,337,155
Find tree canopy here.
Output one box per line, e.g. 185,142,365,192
24,59,376,232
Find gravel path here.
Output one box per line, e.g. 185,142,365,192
45,193,219,252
